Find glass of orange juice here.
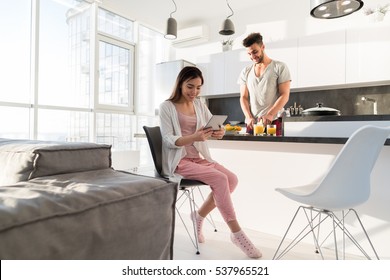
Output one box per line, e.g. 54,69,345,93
254,123,265,136
267,124,276,136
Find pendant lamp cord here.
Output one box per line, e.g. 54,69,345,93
226,0,234,19
170,0,177,18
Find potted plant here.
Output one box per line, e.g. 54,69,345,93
221,37,234,52
363,4,389,22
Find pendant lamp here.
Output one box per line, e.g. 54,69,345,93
165,0,177,39
310,0,364,19
219,0,235,35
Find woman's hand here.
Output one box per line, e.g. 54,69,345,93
211,127,225,139
194,127,214,141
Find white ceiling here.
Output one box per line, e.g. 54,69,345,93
101,0,388,47
103,0,275,33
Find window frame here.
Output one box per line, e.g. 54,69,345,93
94,33,135,113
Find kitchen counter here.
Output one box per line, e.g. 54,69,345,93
282,115,390,138
222,134,390,145
284,114,390,122
207,136,390,258
221,115,390,142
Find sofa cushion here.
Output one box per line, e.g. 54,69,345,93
0,138,111,186
0,169,177,259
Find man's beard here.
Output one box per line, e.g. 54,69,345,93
254,54,264,64
255,55,263,64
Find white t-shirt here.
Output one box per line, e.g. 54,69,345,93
238,60,291,118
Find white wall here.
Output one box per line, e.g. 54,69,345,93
174,0,390,63
100,1,390,65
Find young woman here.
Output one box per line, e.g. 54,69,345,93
159,66,261,259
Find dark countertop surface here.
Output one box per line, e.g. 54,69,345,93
284,114,390,122
221,134,390,146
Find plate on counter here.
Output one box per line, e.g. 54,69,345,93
225,130,239,135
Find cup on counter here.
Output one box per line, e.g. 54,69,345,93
253,123,265,136
267,124,277,136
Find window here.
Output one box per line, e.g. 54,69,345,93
98,8,133,42
96,112,136,150
98,38,134,110
39,0,92,108
136,25,170,115
0,0,31,104
0,0,168,157
95,8,136,149
37,109,90,142
0,106,31,139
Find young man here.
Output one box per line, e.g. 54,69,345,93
238,32,291,134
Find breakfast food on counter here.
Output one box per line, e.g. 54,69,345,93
224,124,242,132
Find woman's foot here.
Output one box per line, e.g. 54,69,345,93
191,211,205,243
231,230,262,259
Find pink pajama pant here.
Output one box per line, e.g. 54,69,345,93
175,158,239,222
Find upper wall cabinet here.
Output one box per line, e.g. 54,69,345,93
266,38,298,89
197,26,390,96
297,30,346,88
346,25,390,84
197,52,224,95
197,49,250,96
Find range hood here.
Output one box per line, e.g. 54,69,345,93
310,0,364,19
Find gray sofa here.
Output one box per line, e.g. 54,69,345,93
0,138,177,260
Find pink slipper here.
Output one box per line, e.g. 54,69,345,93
231,230,262,259
191,211,205,243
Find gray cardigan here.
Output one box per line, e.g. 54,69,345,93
159,99,214,180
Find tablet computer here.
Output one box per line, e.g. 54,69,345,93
204,115,228,130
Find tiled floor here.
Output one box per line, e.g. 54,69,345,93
173,219,365,260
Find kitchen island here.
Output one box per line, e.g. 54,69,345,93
283,114,390,138
223,134,390,145
205,121,390,259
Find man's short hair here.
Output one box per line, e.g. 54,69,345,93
243,33,263,47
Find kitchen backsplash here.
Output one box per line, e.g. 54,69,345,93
288,85,390,116
207,97,245,123
207,85,390,120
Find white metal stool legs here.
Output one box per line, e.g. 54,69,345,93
175,186,218,255
273,206,380,260
194,187,217,232
176,188,200,254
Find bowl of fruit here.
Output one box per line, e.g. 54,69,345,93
224,123,242,134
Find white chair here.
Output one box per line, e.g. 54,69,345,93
143,126,217,255
273,125,390,260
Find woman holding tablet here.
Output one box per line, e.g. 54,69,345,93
159,66,262,259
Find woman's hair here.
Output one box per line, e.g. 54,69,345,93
242,32,263,48
168,66,204,102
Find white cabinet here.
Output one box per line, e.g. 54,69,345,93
197,49,249,96
223,50,251,94
197,52,225,95
346,25,390,84
155,60,195,108
267,38,298,89
197,27,390,94
297,30,346,88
